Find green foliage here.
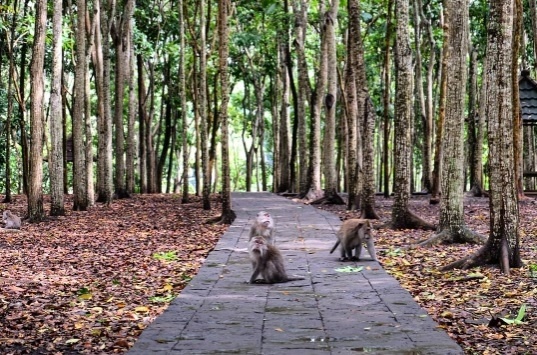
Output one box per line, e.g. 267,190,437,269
153,250,178,262
499,304,526,326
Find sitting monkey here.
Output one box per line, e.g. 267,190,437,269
3,210,21,230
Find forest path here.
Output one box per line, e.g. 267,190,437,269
129,192,463,354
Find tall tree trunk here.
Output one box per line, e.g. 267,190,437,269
49,0,65,216
293,0,310,196
430,6,448,205
73,0,89,211
419,0,484,246
28,0,46,221
137,54,147,193
179,0,189,203
199,0,211,209
278,42,291,193
304,0,326,200
422,1,436,192
443,0,521,275
413,0,427,192
391,0,434,230
217,0,236,224
512,0,524,198
382,0,393,198
468,47,483,196
320,0,344,205
111,0,133,199
96,0,114,204
345,0,359,210
126,12,136,194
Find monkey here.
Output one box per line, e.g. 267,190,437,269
248,236,305,284
3,210,21,230
249,211,275,246
330,219,377,262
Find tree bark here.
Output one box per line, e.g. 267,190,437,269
391,0,434,230
217,0,236,224
419,0,485,246
49,0,65,216
443,0,521,274
28,0,46,221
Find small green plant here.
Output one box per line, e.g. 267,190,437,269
500,304,527,325
153,250,178,262
529,263,537,278
149,295,175,303
385,248,404,257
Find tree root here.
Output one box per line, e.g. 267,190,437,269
417,226,486,247
440,244,491,272
310,191,345,205
390,209,436,230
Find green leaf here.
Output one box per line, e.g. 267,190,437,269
335,266,364,273
499,304,527,325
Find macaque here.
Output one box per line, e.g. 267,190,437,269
330,219,377,262
249,211,275,245
3,210,21,230
248,236,304,284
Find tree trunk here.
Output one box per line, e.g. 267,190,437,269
199,0,211,209
126,12,136,194
304,0,326,200
111,0,134,199
293,0,310,196
430,6,448,205
467,47,483,196
382,0,393,198
179,0,189,202
512,0,524,198
73,0,89,211
28,0,46,221
419,0,484,246
344,0,358,210
391,0,434,230
319,0,344,205
217,0,236,224
49,0,65,216
96,0,114,204
443,0,521,275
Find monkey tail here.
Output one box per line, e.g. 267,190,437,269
329,240,340,254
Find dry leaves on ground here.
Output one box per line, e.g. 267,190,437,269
311,195,537,354
0,194,228,354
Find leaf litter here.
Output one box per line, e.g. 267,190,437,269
0,194,228,354
310,195,537,354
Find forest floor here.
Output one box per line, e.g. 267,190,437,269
307,193,537,355
0,194,229,354
0,193,535,354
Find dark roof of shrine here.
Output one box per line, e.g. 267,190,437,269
520,70,537,125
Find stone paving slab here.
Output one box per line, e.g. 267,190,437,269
130,192,463,355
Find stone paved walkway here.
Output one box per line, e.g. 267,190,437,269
129,192,463,354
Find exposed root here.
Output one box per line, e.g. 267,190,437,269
417,226,486,247
310,190,345,205
390,209,436,230
361,206,380,220
440,244,491,271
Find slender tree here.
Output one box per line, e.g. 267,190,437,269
391,0,434,230
49,0,65,216
28,0,47,221
419,0,484,246
317,0,344,205
217,0,236,223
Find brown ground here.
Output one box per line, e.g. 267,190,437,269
308,194,537,355
0,194,228,354
1,193,535,354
